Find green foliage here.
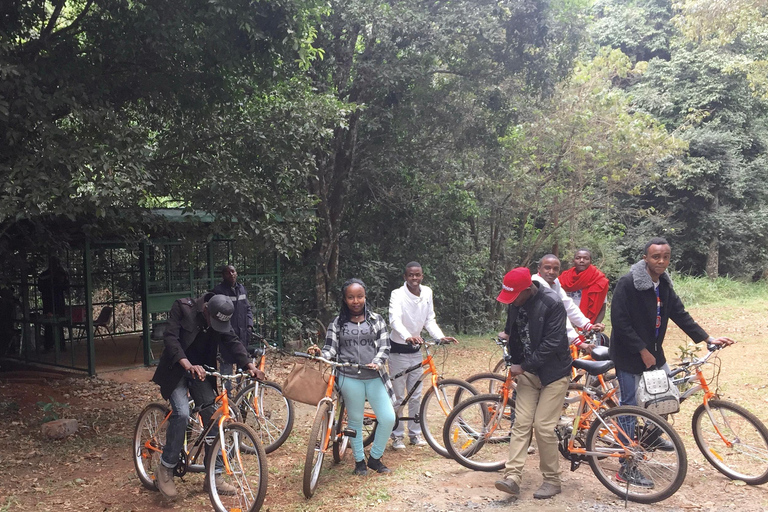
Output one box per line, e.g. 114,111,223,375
0,0,342,255
671,274,768,307
37,396,69,423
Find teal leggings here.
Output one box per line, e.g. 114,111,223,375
338,375,396,462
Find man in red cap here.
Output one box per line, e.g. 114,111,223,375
494,267,572,500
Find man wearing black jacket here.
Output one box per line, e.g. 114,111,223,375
609,237,733,485
151,293,263,501
493,267,572,500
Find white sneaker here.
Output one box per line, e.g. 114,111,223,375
392,438,406,450
410,435,427,447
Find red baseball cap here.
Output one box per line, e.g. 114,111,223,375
496,267,532,304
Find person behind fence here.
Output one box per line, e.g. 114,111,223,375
212,265,253,391
493,267,572,500
38,256,69,352
308,278,396,476
609,237,734,487
387,261,457,450
151,293,262,501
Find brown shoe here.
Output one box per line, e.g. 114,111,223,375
155,465,178,500
204,475,237,496
494,478,520,496
533,481,561,499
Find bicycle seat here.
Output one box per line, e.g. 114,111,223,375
590,346,610,361
572,358,614,376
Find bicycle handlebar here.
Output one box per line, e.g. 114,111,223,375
668,342,726,377
190,365,250,381
293,351,366,369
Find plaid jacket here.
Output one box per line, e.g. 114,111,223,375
322,310,396,406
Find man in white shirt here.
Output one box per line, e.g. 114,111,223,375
531,254,605,353
388,261,457,450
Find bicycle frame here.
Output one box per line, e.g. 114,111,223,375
390,342,449,420
140,371,243,477
671,348,738,449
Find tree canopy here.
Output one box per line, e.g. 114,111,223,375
3,0,768,334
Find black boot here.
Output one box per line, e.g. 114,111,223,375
367,456,391,474
354,459,368,476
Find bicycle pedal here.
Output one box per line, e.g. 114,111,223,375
570,460,582,472
342,428,358,438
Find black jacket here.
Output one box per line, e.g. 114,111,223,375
151,296,251,399
212,281,253,346
609,261,708,374
505,284,572,386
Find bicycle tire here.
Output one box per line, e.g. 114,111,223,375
420,378,479,458
492,358,506,375
206,421,268,512
586,405,687,504
442,393,514,471
691,399,768,485
133,402,170,491
332,399,351,463
455,372,507,405
234,380,294,454
303,401,332,498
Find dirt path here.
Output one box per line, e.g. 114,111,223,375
2,323,768,511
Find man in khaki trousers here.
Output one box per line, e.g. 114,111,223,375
494,267,573,500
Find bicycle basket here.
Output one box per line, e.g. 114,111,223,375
637,369,680,415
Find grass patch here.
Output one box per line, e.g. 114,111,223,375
671,274,768,307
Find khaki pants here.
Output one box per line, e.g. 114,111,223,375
503,372,569,486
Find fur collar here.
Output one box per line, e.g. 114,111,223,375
630,260,673,291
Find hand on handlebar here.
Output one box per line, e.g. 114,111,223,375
497,332,509,341
441,336,459,344
307,344,322,356
708,336,735,347
406,336,424,345
246,363,265,380
366,362,381,371
184,362,206,381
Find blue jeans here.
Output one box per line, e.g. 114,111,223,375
161,376,218,468
338,375,396,462
616,364,670,444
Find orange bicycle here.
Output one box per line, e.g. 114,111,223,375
133,367,268,512
443,343,687,503
669,342,768,484
293,352,365,498
232,334,295,453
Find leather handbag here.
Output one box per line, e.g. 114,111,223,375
637,368,680,415
282,361,329,406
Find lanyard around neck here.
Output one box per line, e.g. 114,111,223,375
654,285,661,338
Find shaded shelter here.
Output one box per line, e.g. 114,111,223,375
0,210,282,376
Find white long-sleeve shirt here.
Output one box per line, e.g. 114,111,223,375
388,283,445,347
532,274,591,342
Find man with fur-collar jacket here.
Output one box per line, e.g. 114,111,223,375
609,237,734,390
609,237,733,487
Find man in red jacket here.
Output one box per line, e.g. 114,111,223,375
558,249,609,325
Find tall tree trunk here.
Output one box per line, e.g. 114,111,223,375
705,191,719,279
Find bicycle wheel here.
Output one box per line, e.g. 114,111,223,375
206,422,268,512
420,378,479,458
443,393,514,471
692,399,768,485
586,406,687,504
303,402,332,498
492,358,505,375
234,380,294,454
456,372,507,405
332,399,350,463
133,403,170,491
